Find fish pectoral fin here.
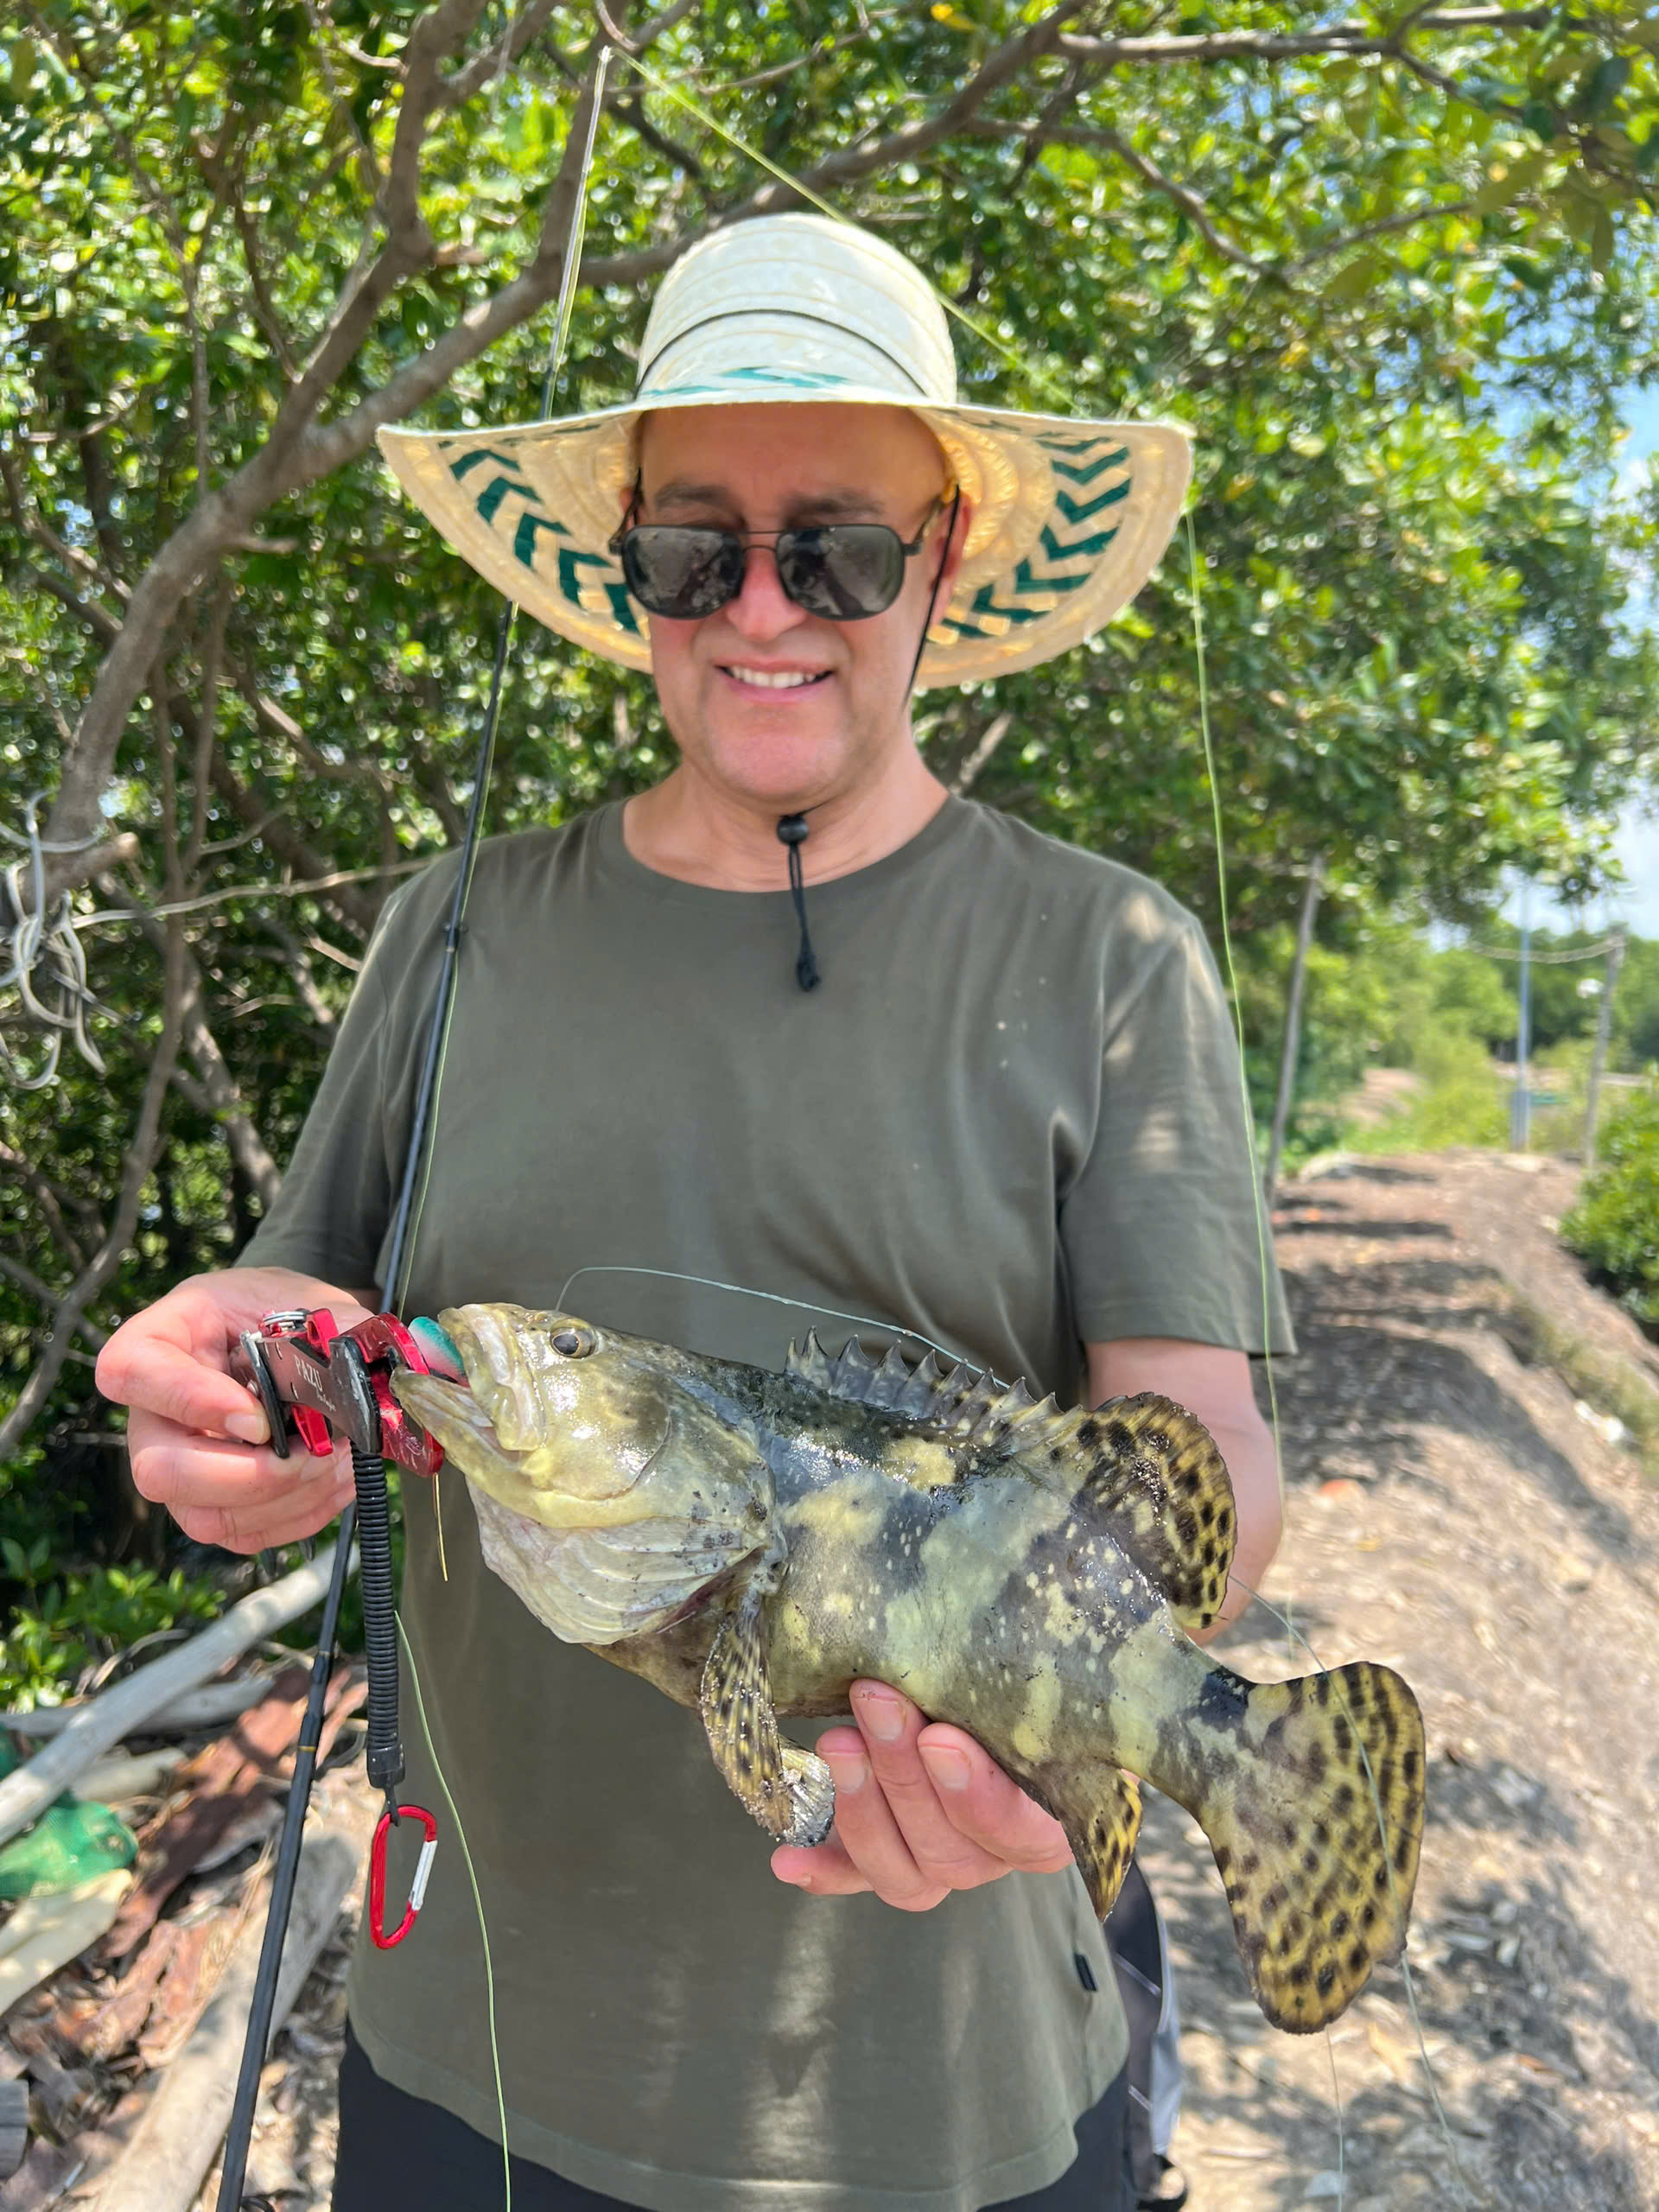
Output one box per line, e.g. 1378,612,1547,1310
1203,1659,1426,2034
1046,1767,1143,1918
699,1571,832,1848
1073,1395,1236,1637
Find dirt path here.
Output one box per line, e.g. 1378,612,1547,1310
1147,1152,1659,2212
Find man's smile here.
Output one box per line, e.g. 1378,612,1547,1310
718,663,833,692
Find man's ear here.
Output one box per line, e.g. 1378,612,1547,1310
938,492,975,598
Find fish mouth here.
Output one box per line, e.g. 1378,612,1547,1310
390,1323,668,1531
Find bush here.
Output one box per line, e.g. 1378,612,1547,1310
0,1555,223,1711
1346,1025,1510,1153
1561,1082,1659,1329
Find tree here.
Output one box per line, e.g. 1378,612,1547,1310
3,0,1658,1529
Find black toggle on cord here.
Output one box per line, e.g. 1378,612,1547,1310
777,813,820,991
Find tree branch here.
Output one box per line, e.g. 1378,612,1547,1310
41,1,1090,882
0,923,187,1464
0,1144,93,1274
0,1251,110,1351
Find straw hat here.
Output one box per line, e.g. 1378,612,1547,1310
378,213,1192,688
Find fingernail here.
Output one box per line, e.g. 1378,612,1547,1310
824,1749,868,1796
856,1690,904,1743
226,1410,268,1446
919,1745,969,1792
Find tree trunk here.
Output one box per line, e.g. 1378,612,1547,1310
1581,925,1627,1169
1263,855,1324,1203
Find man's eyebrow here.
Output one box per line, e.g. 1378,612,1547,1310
648,480,886,522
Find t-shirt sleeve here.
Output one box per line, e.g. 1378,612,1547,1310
236,884,436,1295
1060,912,1295,1355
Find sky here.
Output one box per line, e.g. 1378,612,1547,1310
1514,384,1658,941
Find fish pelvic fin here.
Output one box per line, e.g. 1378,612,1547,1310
1204,1659,1426,2032
698,1553,834,1849
1045,1766,1143,1918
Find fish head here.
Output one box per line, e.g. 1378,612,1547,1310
390,1302,774,1640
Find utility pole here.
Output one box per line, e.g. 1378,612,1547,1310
1264,855,1325,1204
1510,880,1533,1152
1581,925,1627,1169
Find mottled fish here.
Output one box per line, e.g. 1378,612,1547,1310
393,1304,1426,2031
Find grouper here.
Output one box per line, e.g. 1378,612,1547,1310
392,1304,1426,2032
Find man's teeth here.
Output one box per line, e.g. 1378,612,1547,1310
725,666,824,689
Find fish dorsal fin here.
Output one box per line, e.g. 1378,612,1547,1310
1058,1393,1238,1637
787,1333,1048,1440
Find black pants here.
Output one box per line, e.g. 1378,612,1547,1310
333,2023,1136,2210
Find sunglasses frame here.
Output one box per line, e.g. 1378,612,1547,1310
607,484,959,622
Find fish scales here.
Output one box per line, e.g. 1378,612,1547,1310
392,1304,1426,2033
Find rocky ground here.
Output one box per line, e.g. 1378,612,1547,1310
1146,1150,1659,2212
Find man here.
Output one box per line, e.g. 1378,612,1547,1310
98,213,1292,2211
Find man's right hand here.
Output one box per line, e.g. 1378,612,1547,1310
96,1268,378,1555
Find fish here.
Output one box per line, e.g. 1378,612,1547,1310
391,1303,1426,2032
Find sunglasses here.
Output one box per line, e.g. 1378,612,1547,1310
608,486,959,622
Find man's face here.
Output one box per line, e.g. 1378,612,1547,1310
632,403,963,814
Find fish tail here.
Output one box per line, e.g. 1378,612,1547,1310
1199,1660,1425,2031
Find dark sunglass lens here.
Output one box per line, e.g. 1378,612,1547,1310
777,526,906,619
622,527,743,617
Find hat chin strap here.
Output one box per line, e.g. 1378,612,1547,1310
772,486,961,996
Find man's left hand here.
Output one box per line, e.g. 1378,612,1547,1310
770,1681,1073,1909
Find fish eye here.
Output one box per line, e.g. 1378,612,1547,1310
550,1325,594,1358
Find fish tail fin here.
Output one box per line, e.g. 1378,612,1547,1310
1202,1659,1425,2031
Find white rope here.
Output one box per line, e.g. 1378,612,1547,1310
0,794,112,1090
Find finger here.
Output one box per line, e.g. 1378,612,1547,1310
99,1325,272,1446
170,1466,355,1554
915,1722,1075,1873
820,1713,1004,1907
127,1416,346,1515
845,1685,1011,1890
769,1832,873,1896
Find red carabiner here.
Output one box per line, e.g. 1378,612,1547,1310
368,1802,438,1949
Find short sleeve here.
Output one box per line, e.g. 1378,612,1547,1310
1060,914,1295,1355
236,882,439,1294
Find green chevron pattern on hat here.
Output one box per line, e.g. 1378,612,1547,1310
378,213,1192,686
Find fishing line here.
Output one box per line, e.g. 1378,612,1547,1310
1324,2031,1348,2209
398,1614,513,2209
609,49,1074,411
1224,1572,1465,2194
556,1263,968,1366
372,32,1385,2206
365,49,614,2212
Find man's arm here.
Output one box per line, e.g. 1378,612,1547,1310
1087,1337,1282,1643
772,1335,1282,1906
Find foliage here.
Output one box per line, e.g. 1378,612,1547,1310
2,1,1659,1567
1561,1080,1659,1327
0,1556,222,1709
1501,1291,1659,1478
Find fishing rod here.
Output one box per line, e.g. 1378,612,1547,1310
209,48,613,2210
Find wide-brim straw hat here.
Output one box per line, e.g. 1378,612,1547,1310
378,213,1192,688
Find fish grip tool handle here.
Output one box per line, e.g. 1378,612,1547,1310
352,1436,404,1796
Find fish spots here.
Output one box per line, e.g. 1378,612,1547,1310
1196,1669,1250,1731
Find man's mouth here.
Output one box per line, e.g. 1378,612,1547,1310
719,664,831,690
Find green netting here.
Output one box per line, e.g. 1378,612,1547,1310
0,1736,138,1898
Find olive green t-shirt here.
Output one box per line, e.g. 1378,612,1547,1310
241,794,1292,2211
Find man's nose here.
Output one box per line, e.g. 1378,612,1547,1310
722,543,809,640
